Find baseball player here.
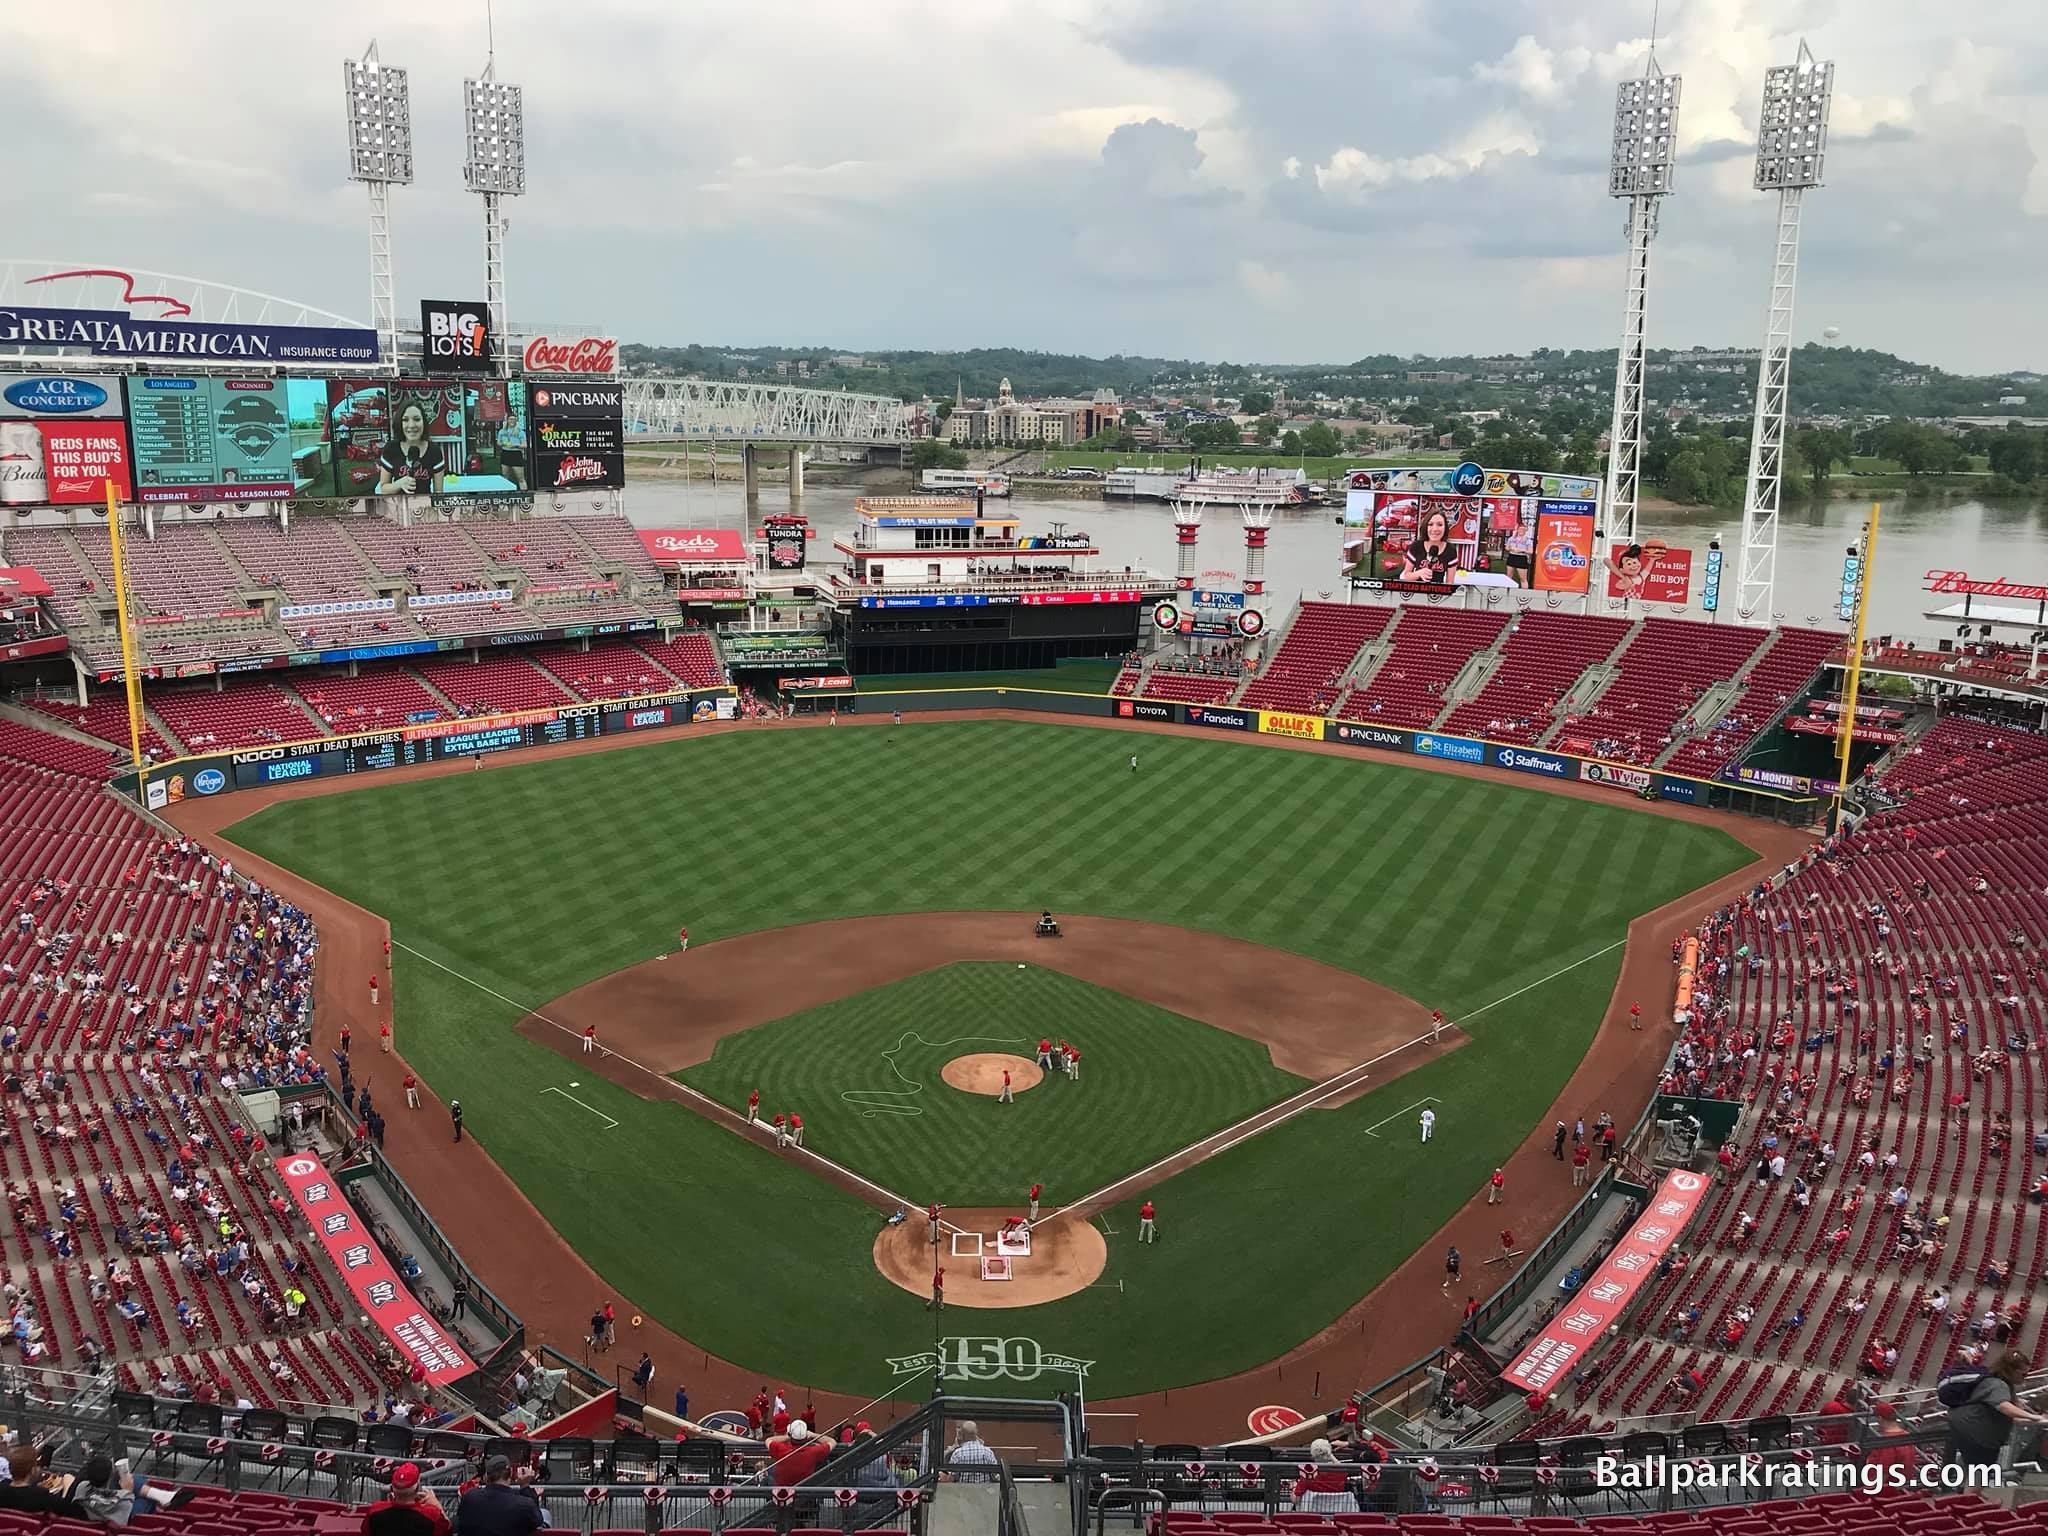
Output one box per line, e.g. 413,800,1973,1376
772,1113,788,1149
1419,1106,1436,1143
1487,1167,1505,1205
402,1072,419,1110
746,1089,760,1124
927,1202,943,1247
1055,1039,1070,1080
789,1112,804,1148
927,1267,945,1311
370,974,380,1007
1036,1038,1053,1070
1065,1044,1081,1082
582,1024,597,1054
1442,1245,1460,1290
1028,1183,1041,1222
1138,1200,1156,1243
677,926,689,954
1628,1002,1642,1031
999,1069,1013,1104
1429,1008,1443,1043
1129,754,1139,773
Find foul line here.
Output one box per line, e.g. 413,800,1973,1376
539,1086,620,1130
1459,937,1628,1022
390,939,921,1215
1362,1095,1439,1140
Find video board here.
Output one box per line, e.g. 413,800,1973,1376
125,376,535,504
1340,464,1601,596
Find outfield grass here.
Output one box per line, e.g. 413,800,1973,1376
228,719,1749,1398
681,963,1307,1204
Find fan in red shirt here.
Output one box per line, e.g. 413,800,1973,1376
766,1421,832,1486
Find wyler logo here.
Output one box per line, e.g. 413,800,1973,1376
1451,460,1485,495
3,376,107,413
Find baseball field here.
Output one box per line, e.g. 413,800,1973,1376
225,717,1751,1399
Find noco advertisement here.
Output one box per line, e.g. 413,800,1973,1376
0,367,623,511
1340,464,1600,597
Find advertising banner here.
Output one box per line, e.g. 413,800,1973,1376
1,373,127,418
781,674,854,692
1412,732,1485,764
1342,465,1592,589
1111,699,1178,723
0,305,378,365
1490,744,1572,778
38,420,131,503
1580,760,1653,792
764,519,808,571
521,336,619,376
1533,505,1596,594
275,1152,476,1384
1258,710,1325,742
1657,777,1702,804
1723,764,1817,795
1184,704,1255,731
1330,721,1413,753
638,528,749,564
1504,1171,1709,1395
529,381,624,491
1785,715,1906,746
1605,541,1693,605
127,376,296,502
419,300,494,375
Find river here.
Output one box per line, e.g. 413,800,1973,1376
614,473,2048,638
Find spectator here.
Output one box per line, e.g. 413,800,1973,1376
363,1464,448,1536
452,1455,543,1536
943,1421,999,1484
71,1454,146,1528
1946,1348,2047,1467
1864,1402,1921,1477
1288,1440,1353,1513
766,1421,832,1486
0,1447,83,1515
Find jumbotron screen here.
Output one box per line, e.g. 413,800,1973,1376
1341,464,1601,596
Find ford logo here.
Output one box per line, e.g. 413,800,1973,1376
192,768,226,795
2,376,108,414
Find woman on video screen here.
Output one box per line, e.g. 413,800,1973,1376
1399,509,1458,584
376,398,446,496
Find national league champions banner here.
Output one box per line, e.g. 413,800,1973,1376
1502,1170,1709,1395
276,1152,476,1384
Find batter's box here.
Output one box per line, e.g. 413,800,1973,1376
950,1232,985,1258
980,1255,1012,1282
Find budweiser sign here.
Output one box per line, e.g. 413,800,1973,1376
1925,569,2048,604
522,335,618,375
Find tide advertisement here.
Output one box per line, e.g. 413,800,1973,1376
1533,502,1596,594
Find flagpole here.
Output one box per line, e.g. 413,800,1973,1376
103,478,148,798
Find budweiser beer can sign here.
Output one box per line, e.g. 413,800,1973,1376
0,421,47,506
522,336,618,375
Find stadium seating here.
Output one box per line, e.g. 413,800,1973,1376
530,640,681,702
1140,668,1241,705
636,633,725,689
1337,607,1508,729
294,666,450,732
1146,1496,2038,1536
1440,612,1633,745
1240,603,1395,715
0,720,113,779
412,652,576,714
16,693,176,761
1661,629,1845,779
147,682,321,753
1568,620,1770,765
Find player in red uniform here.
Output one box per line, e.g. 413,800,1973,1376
1138,1200,1157,1243
1028,1183,1042,1221
746,1088,760,1124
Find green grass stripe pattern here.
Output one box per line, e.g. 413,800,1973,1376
229,719,1749,1397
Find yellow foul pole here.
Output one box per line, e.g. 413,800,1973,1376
1833,501,1880,832
102,479,148,795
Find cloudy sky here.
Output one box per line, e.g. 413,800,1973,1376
8,0,2042,374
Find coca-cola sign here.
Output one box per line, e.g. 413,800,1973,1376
522,336,618,375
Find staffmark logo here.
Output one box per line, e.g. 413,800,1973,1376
1496,747,1569,778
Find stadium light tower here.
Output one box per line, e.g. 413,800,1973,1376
463,60,526,377
343,42,413,373
1736,41,1834,624
1601,59,1681,590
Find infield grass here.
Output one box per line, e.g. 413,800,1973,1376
228,718,1751,1398
680,962,1307,1204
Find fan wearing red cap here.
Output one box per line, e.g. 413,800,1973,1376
363,1463,449,1536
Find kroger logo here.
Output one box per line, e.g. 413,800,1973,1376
3,375,109,414
191,768,226,794
1413,734,1485,764
1495,747,1569,778
1451,461,1485,495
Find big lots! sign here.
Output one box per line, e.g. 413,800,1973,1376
1502,1170,1709,1396
522,335,618,375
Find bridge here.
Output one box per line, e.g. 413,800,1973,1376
621,377,911,444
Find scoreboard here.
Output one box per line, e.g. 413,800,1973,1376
228,705,634,789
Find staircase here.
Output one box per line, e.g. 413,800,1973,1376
204,527,264,589
1425,629,1519,730
408,668,467,716
1537,619,1643,747
275,681,338,738
1327,636,1397,717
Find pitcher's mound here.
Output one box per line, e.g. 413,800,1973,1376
941,1053,1042,1096
875,1206,1107,1307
